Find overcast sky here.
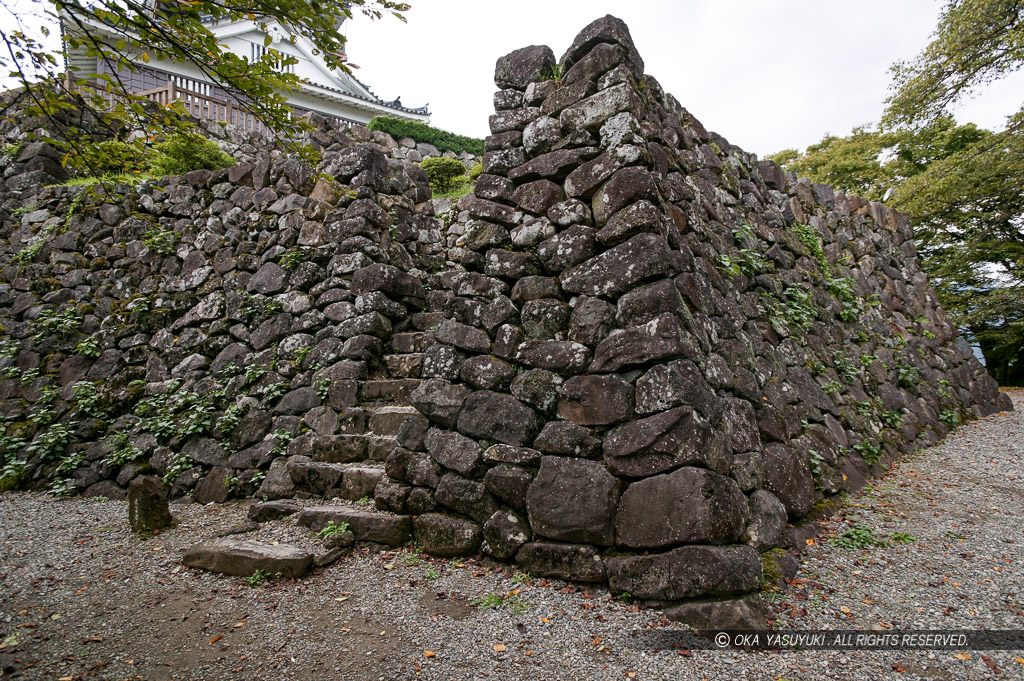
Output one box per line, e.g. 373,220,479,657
346,0,1024,157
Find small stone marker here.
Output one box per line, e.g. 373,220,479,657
127,476,175,534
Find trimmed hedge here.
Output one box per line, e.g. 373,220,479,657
367,116,484,156
420,157,467,191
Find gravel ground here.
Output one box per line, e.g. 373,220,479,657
1,391,1022,681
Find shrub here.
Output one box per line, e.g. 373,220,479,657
68,139,147,175
468,161,482,180
150,132,234,176
367,116,484,156
420,157,466,192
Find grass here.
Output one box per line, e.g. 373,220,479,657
432,177,474,200
49,172,153,187
471,592,533,614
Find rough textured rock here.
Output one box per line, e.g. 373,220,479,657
526,457,619,545
297,506,411,546
516,542,606,583
662,594,768,631
615,467,748,548
413,513,483,557
127,476,175,534
603,407,728,477
482,510,530,559
606,546,761,600
182,538,313,578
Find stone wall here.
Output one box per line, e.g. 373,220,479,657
370,15,1010,622
0,16,1011,627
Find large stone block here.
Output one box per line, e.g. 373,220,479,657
590,313,696,373
456,390,543,447
526,456,619,545
495,45,556,89
434,473,498,523
603,406,729,477
605,545,761,600
297,506,412,546
557,374,634,426
762,443,817,519
182,538,312,578
560,233,676,298
635,359,721,422
561,15,644,78
414,513,482,557
516,542,606,583
615,467,748,549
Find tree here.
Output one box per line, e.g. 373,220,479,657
0,0,409,170
883,0,1024,131
770,0,1024,385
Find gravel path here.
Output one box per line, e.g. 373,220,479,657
1,391,1022,681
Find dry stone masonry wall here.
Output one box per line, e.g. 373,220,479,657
0,16,1011,627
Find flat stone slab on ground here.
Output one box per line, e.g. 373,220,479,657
296,505,412,546
181,537,313,578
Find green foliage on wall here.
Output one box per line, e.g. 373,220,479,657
367,116,484,156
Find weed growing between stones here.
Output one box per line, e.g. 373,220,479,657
316,520,350,538
828,525,887,550
245,569,282,587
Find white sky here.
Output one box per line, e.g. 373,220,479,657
346,0,1024,157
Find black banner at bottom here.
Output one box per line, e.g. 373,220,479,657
632,629,1024,651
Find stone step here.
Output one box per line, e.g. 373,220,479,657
306,433,397,464
358,378,420,404
182,537,312,578
297,505,412,546
285,459,385,500
391,331,429,353
368,405,421,437
384,353,424,378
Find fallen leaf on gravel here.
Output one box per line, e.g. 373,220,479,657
525,650,535,656
806,539,815,546
334,597,348,602
423,651,435,658
1014,657,1024,664
840,606,851,614
862,599,873,604
592,637,603,645
209,636,223,645
953,653,971,660
233,622,246,628
492,644,506,652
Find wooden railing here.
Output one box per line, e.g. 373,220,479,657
69,70,365,136
137,82,270,134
